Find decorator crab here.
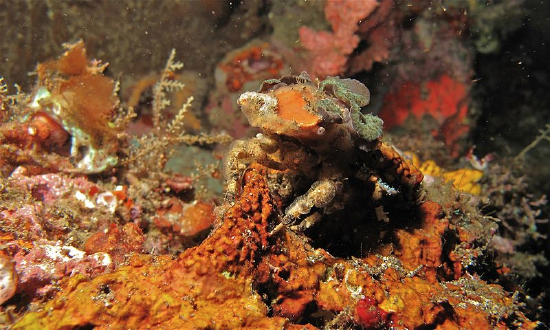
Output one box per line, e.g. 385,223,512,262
225,73,423,235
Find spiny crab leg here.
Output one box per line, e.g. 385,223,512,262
270,179,339,235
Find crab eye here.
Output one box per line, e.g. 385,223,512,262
316,127,326,135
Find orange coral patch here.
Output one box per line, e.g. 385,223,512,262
273,87,319,127
84,223,145,264
379,75,470,156
179,202,215,236
380,75,469,128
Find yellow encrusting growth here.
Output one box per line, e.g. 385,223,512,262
417,156,484,195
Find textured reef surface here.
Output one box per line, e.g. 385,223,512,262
0,1,548,329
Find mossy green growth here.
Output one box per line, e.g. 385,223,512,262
351,111,384,142
316,98,342,121
318,76,383,142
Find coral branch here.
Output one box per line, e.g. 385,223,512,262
515,123,550,160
